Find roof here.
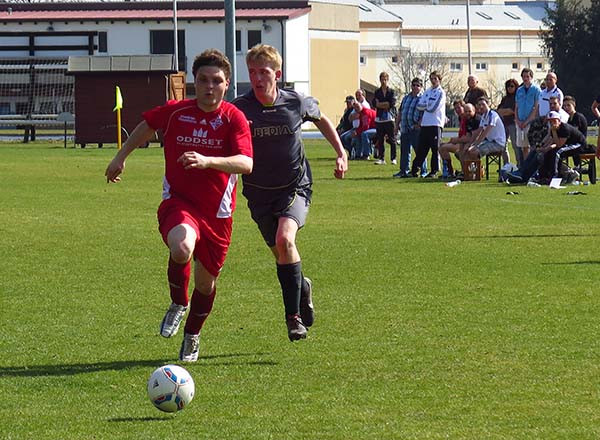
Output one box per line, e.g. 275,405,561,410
0,7,310,21
382,4,548,31
358,1,402,24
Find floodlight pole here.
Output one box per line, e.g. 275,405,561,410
173,0,179,71
225,0,237,100
466,0,472,75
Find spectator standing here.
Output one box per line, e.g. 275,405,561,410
538,72,563,117
393,77,425,178
497,78,520,166
373,72,397,165
463,75,488,106
515,68,541,159
411,71,446,178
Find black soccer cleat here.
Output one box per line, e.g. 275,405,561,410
286,314,307,342
299,277,315,327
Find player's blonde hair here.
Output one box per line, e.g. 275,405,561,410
246,44,282,71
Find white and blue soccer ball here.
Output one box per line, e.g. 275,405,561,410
147,365,195,413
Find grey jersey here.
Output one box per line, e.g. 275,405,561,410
233,88,321,190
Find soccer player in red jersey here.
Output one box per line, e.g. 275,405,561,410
105,49,253,362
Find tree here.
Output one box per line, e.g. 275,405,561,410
387,48,464,124
542,0,600,120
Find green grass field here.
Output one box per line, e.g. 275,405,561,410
2,141,600,439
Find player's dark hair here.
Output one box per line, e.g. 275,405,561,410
430,70,442,81
477,96,489,105
452,99,465,107
192,49,232,79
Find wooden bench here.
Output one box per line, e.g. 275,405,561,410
561,153,597,184
484,152,502,181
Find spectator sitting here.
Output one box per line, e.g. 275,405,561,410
497,78,520,166
538,111,586,182
339,95,356,156
563,95,587,137
337,95,355,135
439,101,478,178
355,88,371,109
352,101,377,160
463,97,507,163
463,75,488,106
508,100,577,184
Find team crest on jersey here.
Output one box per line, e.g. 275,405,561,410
178,115,197,124
210,116,223,131
192,128,208,138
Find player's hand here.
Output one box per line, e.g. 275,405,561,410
334,154,348,179
105,158,125,183
178,151,210,170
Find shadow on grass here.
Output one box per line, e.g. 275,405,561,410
541,260,600,265
0,353,276,377
468,233,600,239
107,416,172,423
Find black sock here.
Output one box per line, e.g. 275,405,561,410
300,272,309,295
276,262,302,316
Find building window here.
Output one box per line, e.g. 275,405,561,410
150,30,186,71
511,62,519,71
391,55,399,64
359,55,366,66
450,62,462,72
536,62,544,71
475,62,488,71
236,30,241,53
98,31,107,53
247,30,261,50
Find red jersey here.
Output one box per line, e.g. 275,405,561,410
356,108,376,135
144,99,252,242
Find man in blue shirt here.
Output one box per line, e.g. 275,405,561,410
393,78,426,178
515,68,541,159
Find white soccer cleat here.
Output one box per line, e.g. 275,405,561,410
160,303,187,338
179,332,200,362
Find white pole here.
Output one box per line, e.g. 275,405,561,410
466,0,472,75
173,0,179,71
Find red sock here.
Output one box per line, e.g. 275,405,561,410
184,288,216,334
167,257,191,306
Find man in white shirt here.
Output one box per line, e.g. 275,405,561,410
538,72,564,117
464,96,506,160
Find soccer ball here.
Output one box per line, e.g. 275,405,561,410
147,365,195,413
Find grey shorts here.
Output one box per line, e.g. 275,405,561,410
477,140,505,157
246,186,312,248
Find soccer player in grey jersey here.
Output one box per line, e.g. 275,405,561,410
233,44,347,341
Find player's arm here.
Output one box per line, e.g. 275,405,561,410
105,120,156,183
592,99,600,120
178,153,253,174
313,115,348,179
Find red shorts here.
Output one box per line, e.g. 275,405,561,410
157,197,231,277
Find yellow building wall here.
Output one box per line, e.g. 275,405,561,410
311,38,359,124
309,2,359,31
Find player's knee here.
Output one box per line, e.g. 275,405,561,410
170,241,194,264
275,233,295,256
